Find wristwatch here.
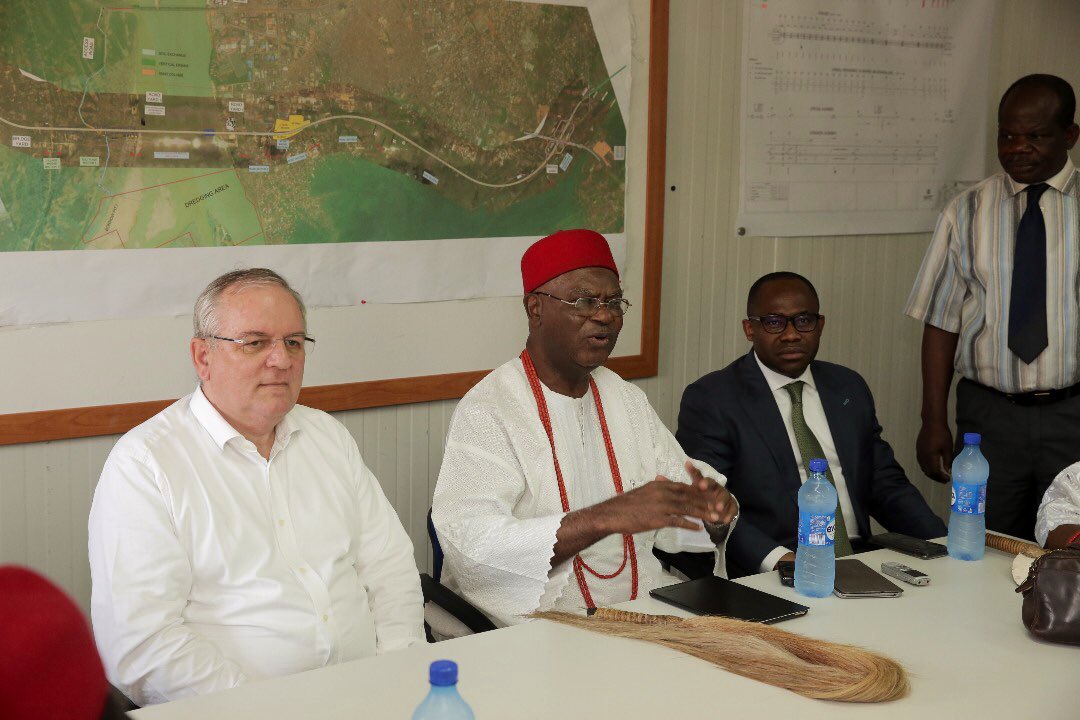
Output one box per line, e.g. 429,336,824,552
703,495,739,545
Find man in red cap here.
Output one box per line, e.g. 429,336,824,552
0,566,129,720
431,229,737,628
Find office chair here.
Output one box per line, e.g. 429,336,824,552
651,547,718,581
103,685,138,717
422,509,497,640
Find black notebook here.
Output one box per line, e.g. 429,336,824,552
649,576,809,624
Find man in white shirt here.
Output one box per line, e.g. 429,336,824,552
677,272,945,577
89,269,424,706
431,229,737,628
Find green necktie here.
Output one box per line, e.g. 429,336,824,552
784,380,853,557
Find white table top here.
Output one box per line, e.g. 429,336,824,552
132,544,1077,720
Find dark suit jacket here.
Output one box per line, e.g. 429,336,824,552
677,352,946,576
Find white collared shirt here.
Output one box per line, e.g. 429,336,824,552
754,353,860,572
89,387,424,706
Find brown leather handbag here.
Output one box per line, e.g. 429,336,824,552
1017,541,1080,645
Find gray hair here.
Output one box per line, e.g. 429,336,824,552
193,268,306,339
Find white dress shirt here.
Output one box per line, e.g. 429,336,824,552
432,358,733,628
754,353,860,572
89,387,424,706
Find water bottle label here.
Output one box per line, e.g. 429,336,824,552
798,511,836,546
951,481,986,515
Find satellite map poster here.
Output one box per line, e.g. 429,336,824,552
0,0,632,325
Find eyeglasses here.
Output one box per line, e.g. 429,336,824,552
210,333,316,356
747,313,822,334
532,291,632,317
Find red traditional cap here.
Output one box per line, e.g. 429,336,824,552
521,229,618,293
0,566,109,720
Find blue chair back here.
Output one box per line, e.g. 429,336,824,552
427,508,444,583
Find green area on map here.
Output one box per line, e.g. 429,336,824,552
305,152,594,243
0,0,627,252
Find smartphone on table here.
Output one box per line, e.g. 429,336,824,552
869,532,948,560
777,559,795,587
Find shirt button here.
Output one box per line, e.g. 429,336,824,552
298,567,307,574
278,519,285,527
322,614,329,623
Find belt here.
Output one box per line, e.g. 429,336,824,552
966,379,1080,407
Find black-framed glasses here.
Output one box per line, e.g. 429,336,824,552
532,291,631,317
210,333,316,356
747,313,822,334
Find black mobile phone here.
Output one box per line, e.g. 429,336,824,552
869,532,948,560
777,559,795,586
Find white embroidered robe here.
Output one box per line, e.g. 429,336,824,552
431,358,732,626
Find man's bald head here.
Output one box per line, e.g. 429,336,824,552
998,74,1075,129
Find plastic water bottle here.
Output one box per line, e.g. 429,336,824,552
947,432,989,561
412,660,475,720
795,458,837,598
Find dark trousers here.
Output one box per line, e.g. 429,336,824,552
955,379,1080,540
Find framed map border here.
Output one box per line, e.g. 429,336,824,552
0,0,669,446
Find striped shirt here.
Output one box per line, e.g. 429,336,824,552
905,159,1079,393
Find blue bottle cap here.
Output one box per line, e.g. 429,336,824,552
429,660,458,686
808,458,828,473
963,432,981,445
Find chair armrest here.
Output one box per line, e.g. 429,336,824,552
420,573,497,634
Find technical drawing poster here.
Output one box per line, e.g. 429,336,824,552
737,0,996,237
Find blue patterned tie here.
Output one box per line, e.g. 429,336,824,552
1008,183,1050,364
